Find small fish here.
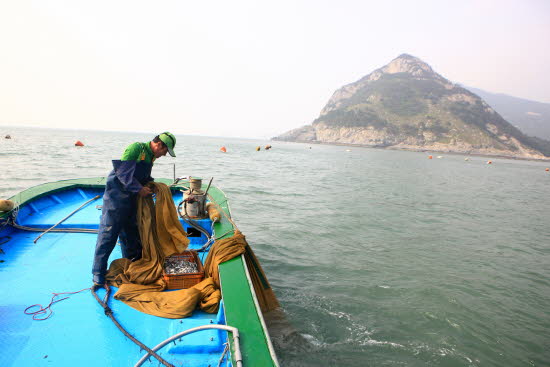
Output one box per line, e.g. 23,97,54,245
164,257,198,274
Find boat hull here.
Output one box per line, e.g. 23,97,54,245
0,178,278,366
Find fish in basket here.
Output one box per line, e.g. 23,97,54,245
163,250,205,289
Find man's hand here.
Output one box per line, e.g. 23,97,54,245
147,182,157,193
138,186,153,197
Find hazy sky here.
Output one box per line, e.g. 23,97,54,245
1,0,549,138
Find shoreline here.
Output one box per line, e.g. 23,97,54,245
272,138,550,162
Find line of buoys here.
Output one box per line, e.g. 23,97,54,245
220,146,227,153
254,145,273,151
75,140,84,147
424,156,550,171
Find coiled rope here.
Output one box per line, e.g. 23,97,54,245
24,287,91,320
91,284,175,367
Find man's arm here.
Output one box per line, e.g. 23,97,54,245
115,143,146,193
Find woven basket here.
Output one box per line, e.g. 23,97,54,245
163,250,204,290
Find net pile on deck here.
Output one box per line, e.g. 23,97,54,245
105,182,278,318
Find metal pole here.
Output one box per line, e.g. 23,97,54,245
204,177,214,197
33,195,100,243
134,324,242,367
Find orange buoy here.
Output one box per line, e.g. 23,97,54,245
75,140,84,147
255,146,261,151
265,145,272,150
220,146,227,153
0,199,15,212
206,203,220,222
487,160,492,164
428,155,433,159
546,168,549,172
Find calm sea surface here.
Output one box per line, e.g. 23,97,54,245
1,126,550,366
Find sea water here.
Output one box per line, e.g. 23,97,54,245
1,126,549,366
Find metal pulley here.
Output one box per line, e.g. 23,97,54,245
180,177,212,219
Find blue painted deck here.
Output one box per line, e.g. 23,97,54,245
0,187,231,366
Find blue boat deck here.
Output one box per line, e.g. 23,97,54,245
0,187,231,366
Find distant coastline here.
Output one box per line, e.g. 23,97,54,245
273,54,550,161
273,138,550,162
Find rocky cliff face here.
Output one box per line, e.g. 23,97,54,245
273,54,549,160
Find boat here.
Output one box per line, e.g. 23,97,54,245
0,177,279,366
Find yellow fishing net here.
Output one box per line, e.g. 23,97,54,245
105,182,278,318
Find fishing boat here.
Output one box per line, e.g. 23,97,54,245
0,177,279,366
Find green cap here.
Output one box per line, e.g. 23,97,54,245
159,132,176,157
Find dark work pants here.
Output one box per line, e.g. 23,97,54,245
92,159,152,284
92,203,143,283
92,197,141,283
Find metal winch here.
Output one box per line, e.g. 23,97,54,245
180,177,211,219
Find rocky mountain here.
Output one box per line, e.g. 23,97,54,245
274,54,549,159
464,86,550,141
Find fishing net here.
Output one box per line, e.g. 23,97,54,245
106,182,278,318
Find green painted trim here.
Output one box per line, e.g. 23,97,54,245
1,177,104,220
1,177,179,220
220,257,277,367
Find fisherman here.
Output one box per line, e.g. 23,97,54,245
91,132,177,285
